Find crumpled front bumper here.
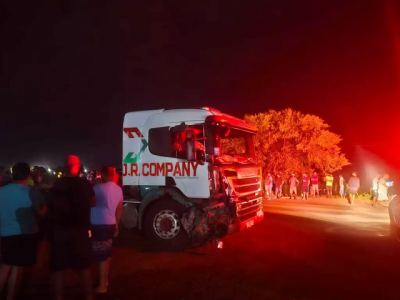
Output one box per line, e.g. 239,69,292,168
228,206,264,234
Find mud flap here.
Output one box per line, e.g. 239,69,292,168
121,204,139,229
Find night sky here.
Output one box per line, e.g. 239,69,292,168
1,0,399,170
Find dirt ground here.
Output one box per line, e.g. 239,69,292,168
18,198,400,300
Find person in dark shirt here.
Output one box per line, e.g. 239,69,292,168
48,155,96,300
348,172,360,205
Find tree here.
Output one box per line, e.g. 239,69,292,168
244,109,349,177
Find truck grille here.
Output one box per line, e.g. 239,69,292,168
230,176,262,222
232,176,261,196
237,198,262,221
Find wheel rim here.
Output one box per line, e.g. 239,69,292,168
153,210,181,239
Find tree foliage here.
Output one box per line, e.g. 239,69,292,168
243,109,350,177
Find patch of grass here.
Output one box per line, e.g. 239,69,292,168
355,192,372,200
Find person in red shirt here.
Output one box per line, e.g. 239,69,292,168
311,172,319,198
302,173,310,200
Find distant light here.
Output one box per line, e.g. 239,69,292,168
53,171,56,175
84,169,88,173
48,168,51,172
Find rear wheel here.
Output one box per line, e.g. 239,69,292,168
143,199,190,250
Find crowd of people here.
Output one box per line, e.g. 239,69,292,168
264,171,396,206
264,171,362,203
0,155,123,300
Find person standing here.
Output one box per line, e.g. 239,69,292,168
311,171,319,198
289,173,299,200
275,174,283,199
325,173,334,198
372,174,381,206
0,166,13,188
91,166,123,294
377,174,390,205
385,174,394,201
348,172,360,205
48,155,96,300
339,175,345,198
302,173,310,200
0,162,46,300
264,173,273,200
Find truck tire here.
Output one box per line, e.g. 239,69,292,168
143,198,190,250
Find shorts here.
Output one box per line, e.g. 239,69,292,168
265,185,273,192
1,234,37,266
302,186,309,193
276,186,282,194
290,186,297,195
48,227,92,272
349,187,358,196
91,224,116,262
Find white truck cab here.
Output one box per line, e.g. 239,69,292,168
121,107,264,248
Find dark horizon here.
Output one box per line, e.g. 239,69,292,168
1,0,399,172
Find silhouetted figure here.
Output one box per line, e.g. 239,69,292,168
372,174,382,206
348,172,360,205
275,174,283,199
48,155,96,300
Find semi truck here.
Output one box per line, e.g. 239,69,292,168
120,107,264,248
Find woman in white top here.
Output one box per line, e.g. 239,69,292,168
377,174,389,201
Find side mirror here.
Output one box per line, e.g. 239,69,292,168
185,130,196,161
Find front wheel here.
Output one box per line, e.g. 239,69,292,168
143,198,190,250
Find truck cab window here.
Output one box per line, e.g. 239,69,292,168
208,125,256,165
171,126,205,160
148,127,171,157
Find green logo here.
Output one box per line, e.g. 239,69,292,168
123,139,148,163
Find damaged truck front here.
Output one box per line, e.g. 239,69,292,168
121,108,264,249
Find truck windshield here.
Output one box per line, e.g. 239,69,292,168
208,125,256,165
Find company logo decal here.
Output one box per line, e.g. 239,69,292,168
123,162,199,177
123,127,199,178
123,128,148,164
123,127,143,138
